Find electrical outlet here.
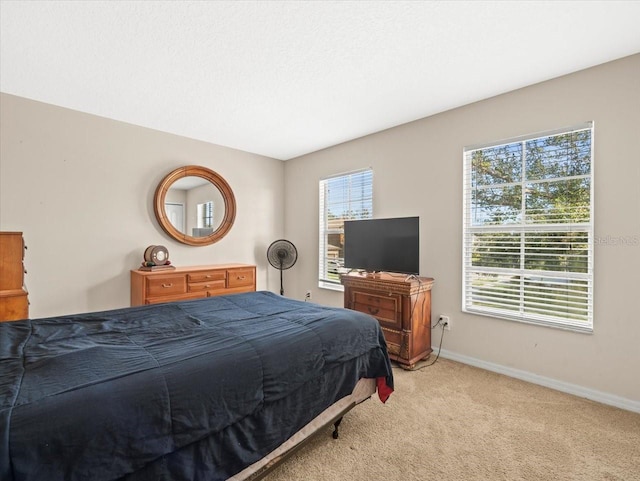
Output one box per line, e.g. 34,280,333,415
439,315,451,330
305,290,312,301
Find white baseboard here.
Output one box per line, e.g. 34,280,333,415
434,347,640,414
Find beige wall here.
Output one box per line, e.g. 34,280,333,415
283,54,640,403
0,93,285,318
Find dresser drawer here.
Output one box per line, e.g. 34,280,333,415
227,268,255,288
0,232,26,290
146,274,187,297
0,290,29,322
188,270,227,284
188,280,227,293
146,292,206,305
352,291,402,328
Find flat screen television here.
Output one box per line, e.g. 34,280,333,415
344,216,419,275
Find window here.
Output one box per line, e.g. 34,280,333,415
319,169,373,289
197,201,214,228
463,123,594,332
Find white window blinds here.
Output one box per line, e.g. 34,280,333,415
319,169,373,288
462,123,594,331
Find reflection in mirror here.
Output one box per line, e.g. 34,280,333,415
154,166,236,246
165,202,185,233
194,202,213,237
164,176,225,237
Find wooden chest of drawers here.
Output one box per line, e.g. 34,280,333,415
0,232,29,322
131,264,256,306
0,232,29,321
341,272,434,369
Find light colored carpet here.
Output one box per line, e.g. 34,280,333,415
263,359,640,481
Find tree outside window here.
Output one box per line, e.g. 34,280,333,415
463,124,593,331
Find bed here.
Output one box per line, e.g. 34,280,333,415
0,291,394,481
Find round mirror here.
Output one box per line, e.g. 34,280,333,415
154,166,236,246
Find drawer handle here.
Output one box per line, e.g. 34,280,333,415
367,307,380,315
237,276,246,280
205,275,212,279
161,283,173,288
205,284,211,288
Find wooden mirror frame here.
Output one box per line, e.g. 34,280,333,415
154,165,236,246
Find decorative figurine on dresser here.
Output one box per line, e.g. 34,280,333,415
139,244,175,271
0,231,29,321
341,271,434,369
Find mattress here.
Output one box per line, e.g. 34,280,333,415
0,291,393,481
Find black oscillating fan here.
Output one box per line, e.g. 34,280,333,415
267,239,298,295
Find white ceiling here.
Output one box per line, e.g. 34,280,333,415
1,1,639,161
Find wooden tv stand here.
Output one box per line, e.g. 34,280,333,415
341,271,434,369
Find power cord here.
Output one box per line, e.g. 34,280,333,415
394,281,445,371
392,324,445,371
412,321,445,369
397,276,423,360
397,276,444,368
370,273,444,370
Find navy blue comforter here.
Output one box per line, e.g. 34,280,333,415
0,291,393,481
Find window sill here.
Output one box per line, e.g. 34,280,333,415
318,281,344,292
463,307,593,334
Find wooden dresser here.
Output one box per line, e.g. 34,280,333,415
341,272,434,369
131,264,256,306
0,232,29,321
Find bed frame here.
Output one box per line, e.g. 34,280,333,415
239,378,376,481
